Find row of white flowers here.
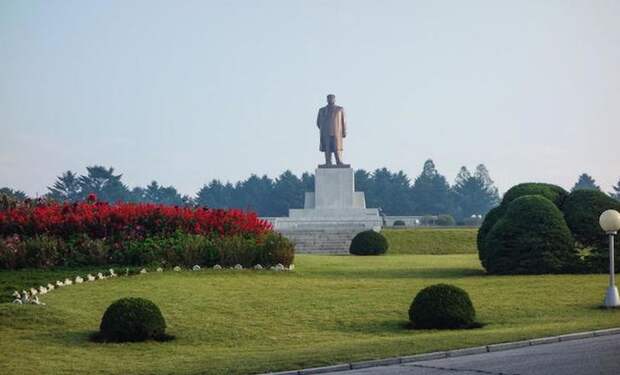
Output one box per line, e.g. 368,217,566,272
11,263,294,305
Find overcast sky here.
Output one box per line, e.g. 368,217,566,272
1,0,619,197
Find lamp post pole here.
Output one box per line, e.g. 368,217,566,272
600,209,620,308
604,230,619,307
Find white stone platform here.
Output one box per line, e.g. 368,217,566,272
273,167,381,253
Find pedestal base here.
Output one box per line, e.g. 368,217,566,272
604,286,620,308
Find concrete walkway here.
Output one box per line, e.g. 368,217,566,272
321,334,620,375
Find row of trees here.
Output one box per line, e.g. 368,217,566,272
2,162,619,219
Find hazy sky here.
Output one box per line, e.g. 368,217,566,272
1,0,619,197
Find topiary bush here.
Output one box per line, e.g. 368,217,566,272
477,206,505,269
502,183,568,209
485,195,577,274
408,284,477,329
562,189,620,272
349,230,389,255
95,297,171,342
393,220,406,226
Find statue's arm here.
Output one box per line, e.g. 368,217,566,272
316,108,322,129
341,109,347,137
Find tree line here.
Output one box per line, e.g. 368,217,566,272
2,161,619,220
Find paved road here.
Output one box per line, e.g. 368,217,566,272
324,335,620,375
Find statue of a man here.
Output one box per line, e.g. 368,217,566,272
316,94,347,167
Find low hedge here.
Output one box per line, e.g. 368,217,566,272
0,231,295,270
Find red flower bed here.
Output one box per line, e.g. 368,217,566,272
0,199,272,240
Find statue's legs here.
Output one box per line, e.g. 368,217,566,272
335,151,343,166
324,151,333,165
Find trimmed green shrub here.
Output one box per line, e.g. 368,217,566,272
562,189,620,272
393,220,406,226
349,230,389,255
97,297,170,342
258,232,295,267
477,206,505,269
485,195,577,274
436,214,456,226
502,183,568,208
408,284,477,329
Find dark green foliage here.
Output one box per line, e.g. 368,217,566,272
97,298,169,342
436,215,456,226
571,173,600,192
562,189,620,272
257,232,295,267
349,230,389,255
477,206,506,268
485,196,577,274
410,160,453,215
502,183,568,208
393,220,406,226
611,178,620,201
408,284,477,329
452,165,500,220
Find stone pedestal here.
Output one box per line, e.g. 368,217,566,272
273,166,381,253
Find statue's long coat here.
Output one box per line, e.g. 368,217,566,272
316,105,346,152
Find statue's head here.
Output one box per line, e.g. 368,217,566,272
326,94,336,105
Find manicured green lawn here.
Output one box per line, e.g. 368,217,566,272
1,254,618,375
383,227,478,254
2,254,619,374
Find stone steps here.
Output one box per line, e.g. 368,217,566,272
278,229,363,254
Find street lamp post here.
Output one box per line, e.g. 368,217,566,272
599,209,620,308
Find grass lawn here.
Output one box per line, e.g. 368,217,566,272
1,254,619,375
383,227,478,254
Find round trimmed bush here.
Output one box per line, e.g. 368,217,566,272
562,189,620,272
502,183,568,208
393,220,406,226
477,206,505,269
349,230,389,255
408,284,476,329
98,297,168,342
436,214,456,226
485,195,577,274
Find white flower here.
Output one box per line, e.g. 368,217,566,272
109,268,117,277
234,264,243,270
13,299,22,304
12,290,20,298
213,264,222,270
47,283,54,291
87,274,95,282
21,293,30,303
64,278,73,285
97,272,106,280
38,286,48,295
31,296,45,305
156,267,163,272
275,264,284,271
30,288,38,296
254,264,263,270
75,276,84,283
173,266,182,272
56,280,64,287
270,266,276,271
288,264,295,271
140,268,147,274
192,265,201,271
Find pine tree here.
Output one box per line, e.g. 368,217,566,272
453,164,500,220
78,166,130,202
47,170,81,202
410,159,452,215
571,173,600,192
611,178,620,201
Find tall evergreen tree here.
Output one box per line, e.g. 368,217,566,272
611,178,620,201
452,164,500,220
196,179,234,208
301,172,315,193
571,173,600,192
78,166,130,202
47,170,81,202
272,170,304,216
354,169,371,193
410,159,452,215
0,187,27,201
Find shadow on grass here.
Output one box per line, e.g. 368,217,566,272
309,267,485,280
330,319,486,335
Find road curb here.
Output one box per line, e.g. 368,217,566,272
263,327,620,375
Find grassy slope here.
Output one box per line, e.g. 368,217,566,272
1,254,619,375
383,227,478,254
